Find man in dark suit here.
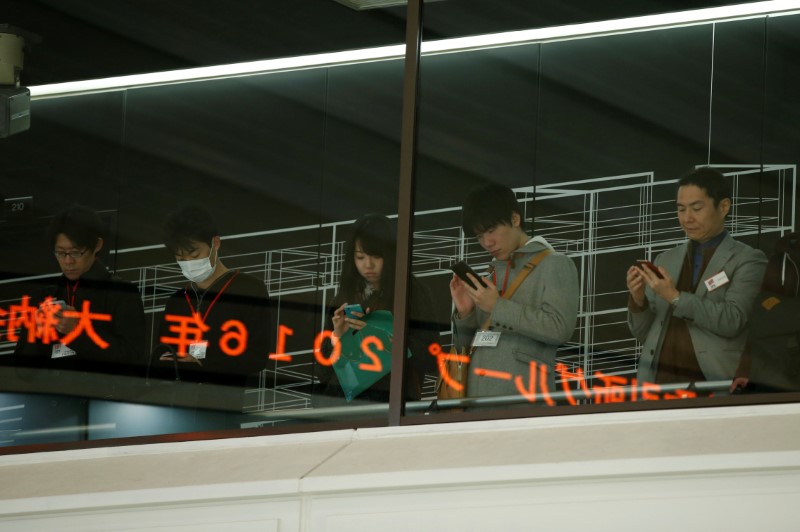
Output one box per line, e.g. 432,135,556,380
626,167,767,388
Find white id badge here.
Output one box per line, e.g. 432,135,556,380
188,341,209,360
704,271,730,292
472,330,501,347
51,343,77,359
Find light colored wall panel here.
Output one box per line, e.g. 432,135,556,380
1,405,799,531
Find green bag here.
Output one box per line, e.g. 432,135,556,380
332,310,411,402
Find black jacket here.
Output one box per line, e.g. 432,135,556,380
151,269,272,390
12,260,147,386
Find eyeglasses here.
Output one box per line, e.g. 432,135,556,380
54,249,90,260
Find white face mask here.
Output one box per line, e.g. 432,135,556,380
178,247,217,283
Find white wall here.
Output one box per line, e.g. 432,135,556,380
1,403,799,531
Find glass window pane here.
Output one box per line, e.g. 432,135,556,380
409,5,800,417
0,5,407,447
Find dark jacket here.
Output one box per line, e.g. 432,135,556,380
151,270,272,391
11,260,147,395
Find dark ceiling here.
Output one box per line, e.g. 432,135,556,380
5,0,747,87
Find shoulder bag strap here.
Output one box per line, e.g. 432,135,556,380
479,249,551,330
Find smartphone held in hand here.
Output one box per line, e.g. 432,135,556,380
636,259,663,279
451,261,488,289
344,303,364,319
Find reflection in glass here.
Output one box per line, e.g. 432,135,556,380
1,7,799,450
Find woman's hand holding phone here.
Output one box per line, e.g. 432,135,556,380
343,303,364,319
332,302,368,338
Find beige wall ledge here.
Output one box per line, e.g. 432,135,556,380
1,403,799,530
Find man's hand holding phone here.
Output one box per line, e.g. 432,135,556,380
39,298,66,313
636,259,664,279
450,261,488,289
38,298,78,335
449,261,499,314
628,259,679,306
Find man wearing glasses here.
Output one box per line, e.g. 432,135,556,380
12,204,146,391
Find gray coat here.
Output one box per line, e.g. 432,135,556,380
628,234,767,383
454,238,579,398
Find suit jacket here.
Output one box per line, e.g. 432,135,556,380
628,234,767,383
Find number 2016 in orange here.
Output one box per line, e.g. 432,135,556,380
270,324,386,372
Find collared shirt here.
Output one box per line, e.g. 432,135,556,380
691,230,728,285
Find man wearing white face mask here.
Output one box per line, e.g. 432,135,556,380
151,205,272,414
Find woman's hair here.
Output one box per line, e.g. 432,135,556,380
336,213,397,310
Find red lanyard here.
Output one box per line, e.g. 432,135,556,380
184,271,239,322
491,264,511,296
67,280,80,307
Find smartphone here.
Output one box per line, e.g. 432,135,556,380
40,299,67,309
636,260,664,279
451,261,488,289
344,303,364,319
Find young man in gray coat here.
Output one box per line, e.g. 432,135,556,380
451,184,579,400
626,167,767,389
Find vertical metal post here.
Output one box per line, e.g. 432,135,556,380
389,0,423,425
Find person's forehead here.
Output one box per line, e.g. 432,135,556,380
176,239,209,253
473,222,494,232
677,184,711,203
54,234,80,249
354,245,381,256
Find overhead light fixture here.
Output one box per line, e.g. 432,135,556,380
29,44,405,99
29,0,800,99
333,0,408,9
333,0,445,10
423,0,800,55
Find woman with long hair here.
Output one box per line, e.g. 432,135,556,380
316,213,439,404
331,213,397,331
